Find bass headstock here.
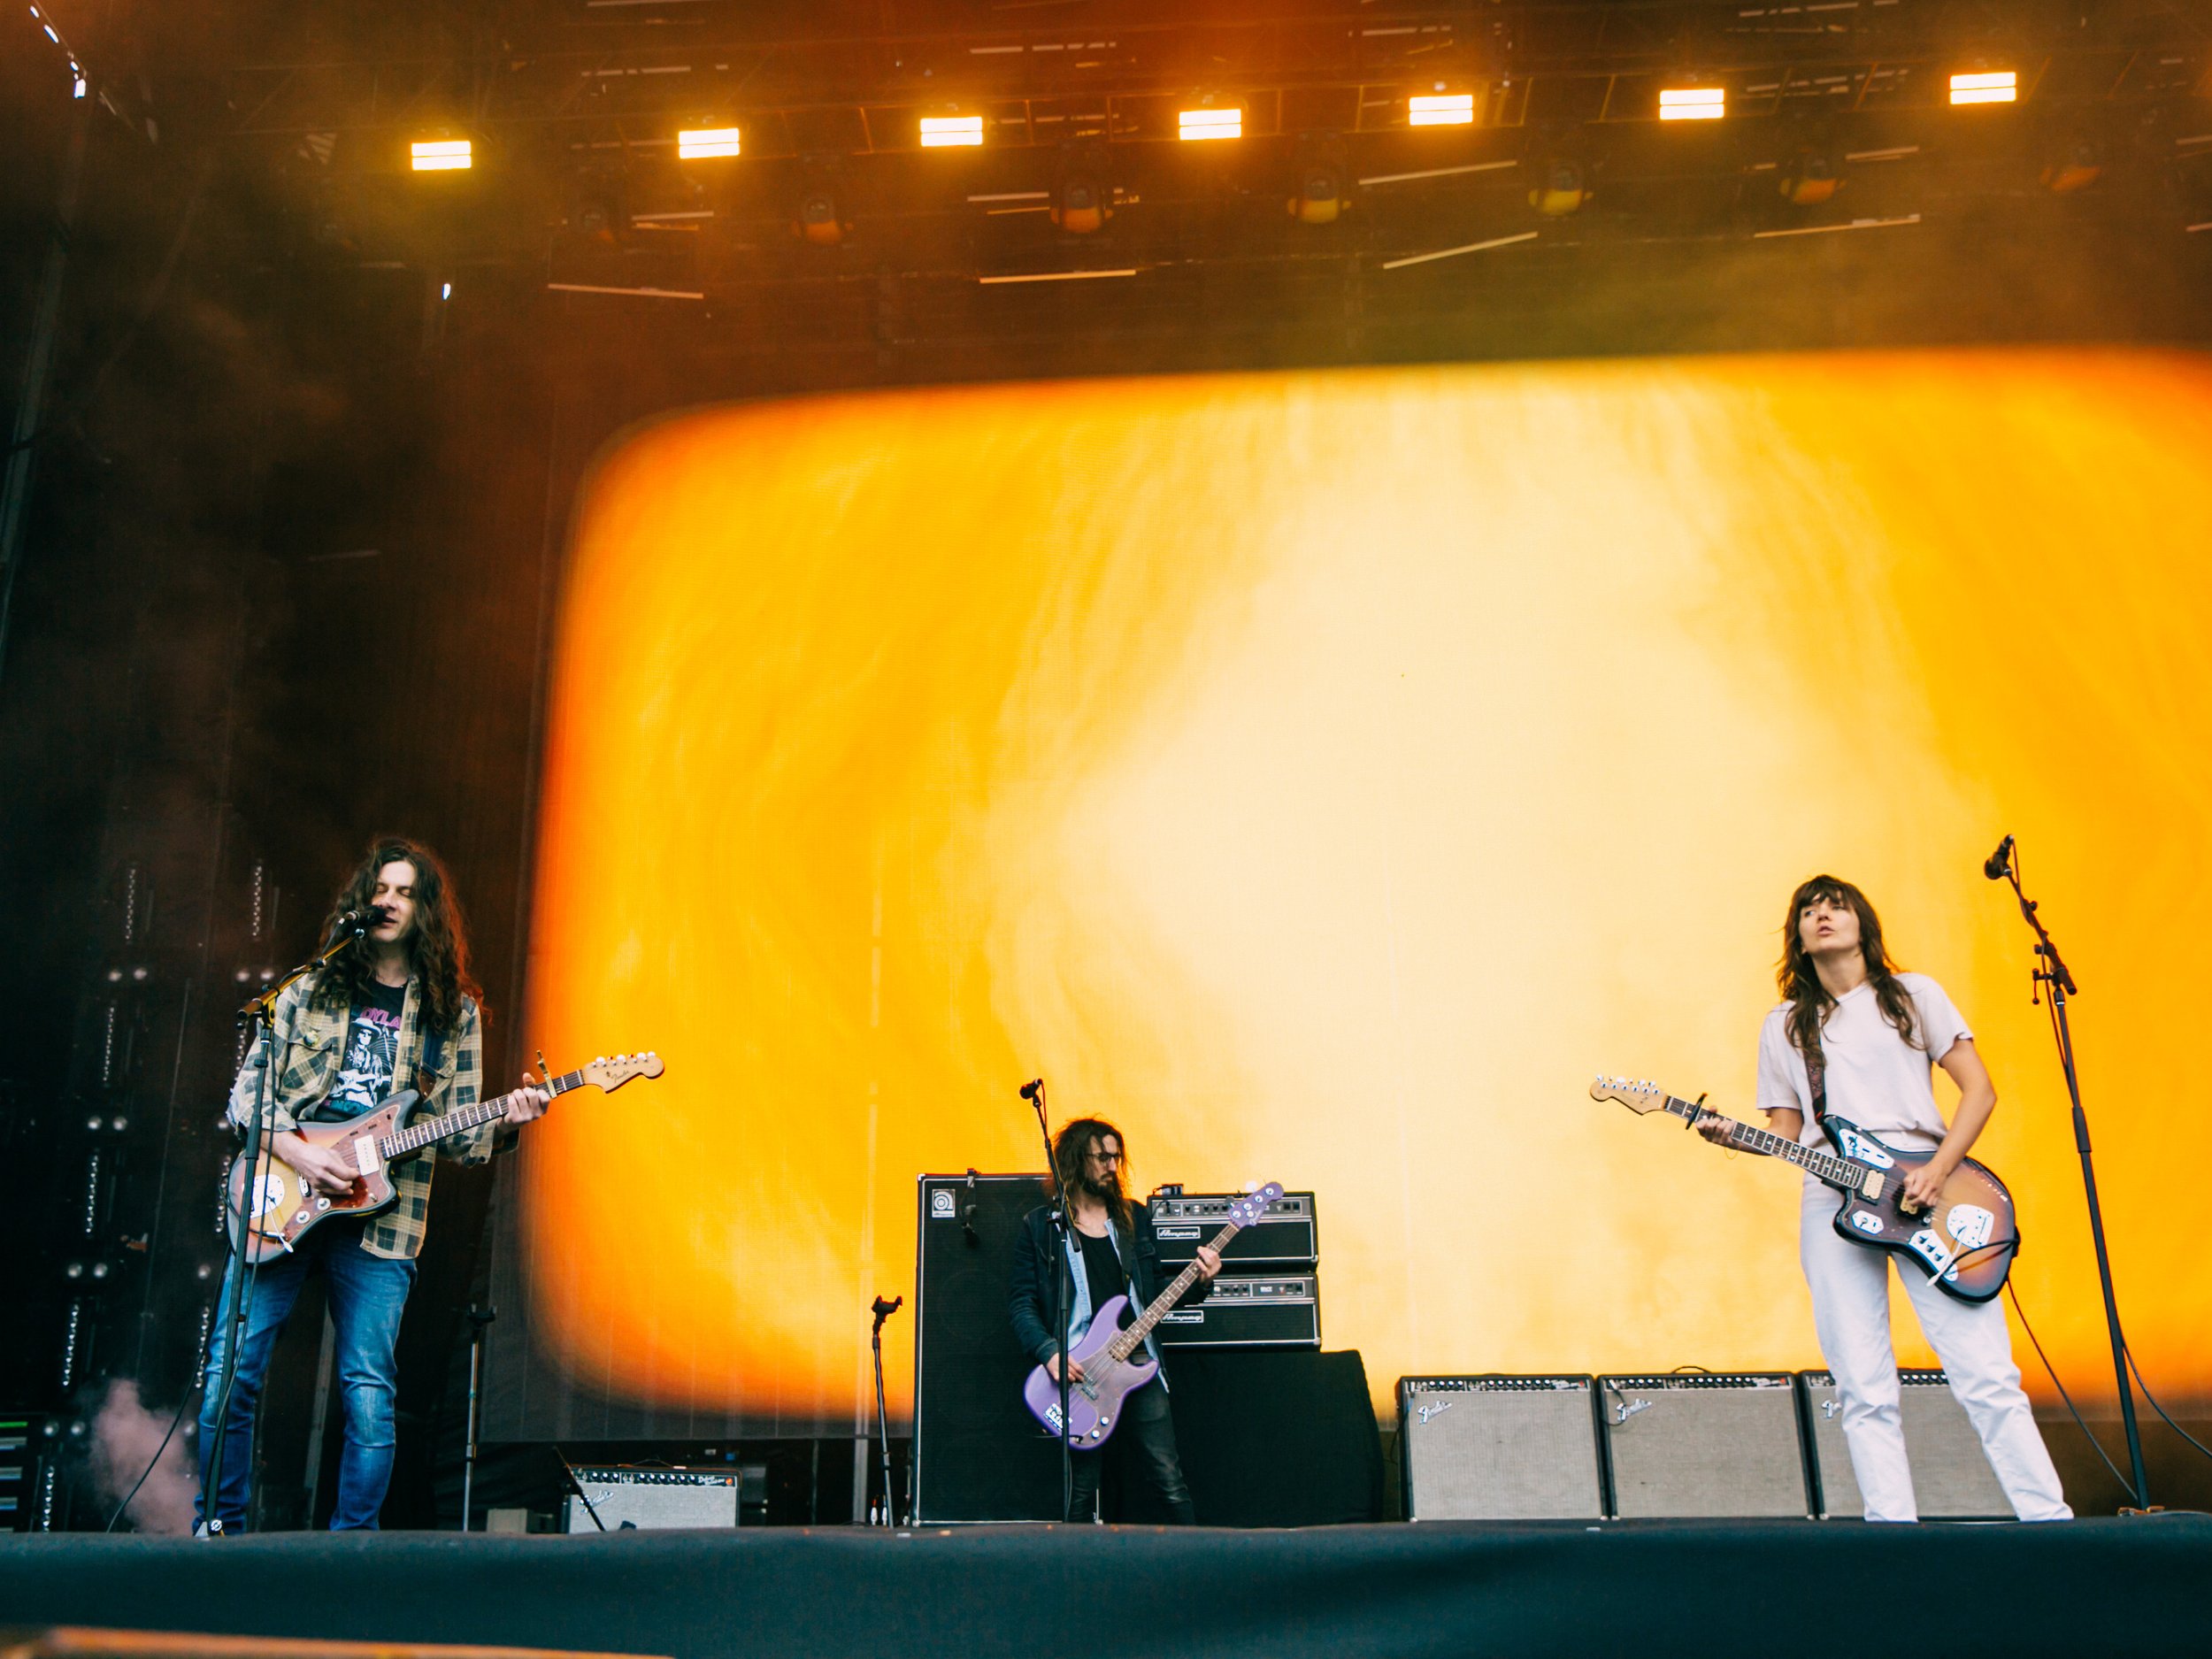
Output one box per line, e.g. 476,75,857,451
584,1052,665,1093
1229,1181,1285,1227
1590,1075,1672,1116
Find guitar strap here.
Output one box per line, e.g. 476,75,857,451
413,1021,448,1101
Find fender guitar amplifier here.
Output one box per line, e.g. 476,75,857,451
1149,1190,1317,1269
1397,1376,1606,1520
562,1465,740,1531
1800,1369,2012,1519
1155,1273,1319,1348
1597,1373,1810,1518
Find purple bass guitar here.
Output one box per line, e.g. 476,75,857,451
1022,1181,1285,1449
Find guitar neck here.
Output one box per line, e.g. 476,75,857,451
1651,1092,1863,1191
1106,1218,1242,1360
376,1065,588,1159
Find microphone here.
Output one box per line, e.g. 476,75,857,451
1018,1079,1043,1102
330,907,372,935
1982,834,2016,882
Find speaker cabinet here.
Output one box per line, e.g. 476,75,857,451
912,1173,1064,1524
1800,1369,2013,1519
1597,1373,1809,1518
1398,1376,1605,1520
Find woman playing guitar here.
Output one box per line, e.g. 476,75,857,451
1698,875,2070,1523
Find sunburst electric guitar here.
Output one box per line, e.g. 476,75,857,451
1022,1181,1285,1448
1588,1076,2019,1302
225,1052,664,1263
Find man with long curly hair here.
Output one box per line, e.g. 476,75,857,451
195,838,549,1533
1008,1117,1220,1524
1701,874,2069,1523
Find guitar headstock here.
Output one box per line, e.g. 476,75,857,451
583,1052,665,1093
1590,1075,1671,1116
1229,1181,1286,1227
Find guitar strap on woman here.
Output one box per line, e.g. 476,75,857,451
1804,1031,1831,1129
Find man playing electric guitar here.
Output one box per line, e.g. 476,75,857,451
196,838,549,1534
1699,875,2068,1523
1009,1118,1221,1524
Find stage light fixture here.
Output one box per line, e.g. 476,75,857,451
1950,71,2017,106
411,138,472,173
679,127,742,160
2041,134,2102,193
921,115,984,149
1529,157,1588,217
1052,142,1114,234
1779,148,1842,205
1288,134,1350,225
1179,106,1242,142
1409,94,1476,128
795,188,847,246
1660,88,1726,121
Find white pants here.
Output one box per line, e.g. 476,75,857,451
1800,1180,2071,1522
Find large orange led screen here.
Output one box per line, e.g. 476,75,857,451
522,349,2212,1430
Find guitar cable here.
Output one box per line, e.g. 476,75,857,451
2003,1279,2134,1499
2124,1341,2212,1467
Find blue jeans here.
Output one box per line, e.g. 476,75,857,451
196,1221,416,1532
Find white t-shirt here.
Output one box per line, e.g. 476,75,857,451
1755,972,1971,1154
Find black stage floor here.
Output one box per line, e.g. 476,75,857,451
1,1519,2206,1659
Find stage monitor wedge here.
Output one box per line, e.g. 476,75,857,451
1598,1373,1809,1518
1800,1369,2013,1519
1397,1376,1605,1520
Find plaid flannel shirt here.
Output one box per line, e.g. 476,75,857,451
227,970,510,1260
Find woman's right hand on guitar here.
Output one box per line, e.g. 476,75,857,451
1043,1354,1086,1384
275,1131,357,1195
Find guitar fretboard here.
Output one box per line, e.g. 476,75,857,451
1653,1091,1886,1198
1105,1218,1244,1361
377,1067,588,1159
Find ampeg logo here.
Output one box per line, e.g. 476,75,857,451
930,1191,956,1218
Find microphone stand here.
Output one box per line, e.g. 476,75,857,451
869,1294,902,1525
1994,845,2150,1509
460,1303,496,1531
552,1446,607,1532
202,917,365,1535
1025,1081,1076,1523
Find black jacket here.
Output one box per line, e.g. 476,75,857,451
1007,1199,1211,1371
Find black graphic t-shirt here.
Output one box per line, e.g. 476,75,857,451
313,979,407,1121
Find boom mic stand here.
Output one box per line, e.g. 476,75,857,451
202,914,366,1535
1989,835,2151,1509
1023,1079,1076,1523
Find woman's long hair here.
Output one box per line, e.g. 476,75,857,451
1047,1117,1133,1233
1778,873,1919,1058
314,837,482,1037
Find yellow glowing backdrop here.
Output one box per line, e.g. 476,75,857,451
522,349,2212,1429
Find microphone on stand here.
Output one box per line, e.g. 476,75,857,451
329,907,372,936
1018,1079,1044,1102
1982,834,2016,881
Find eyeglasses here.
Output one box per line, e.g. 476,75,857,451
1087,1150,1123,1165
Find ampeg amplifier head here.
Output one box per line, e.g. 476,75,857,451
1799,1369,2012,1519
1397,1376,1605,1521
1597,1373,1810,1519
